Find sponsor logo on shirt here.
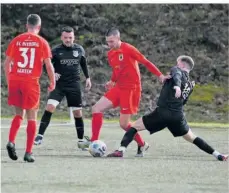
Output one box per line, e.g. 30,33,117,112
119,54,123,61
73,50,79,57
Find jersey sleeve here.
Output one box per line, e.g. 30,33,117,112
80,45,85,57
5,38,17,58
42,39,52,59
128,45,162,77
51,48,58,66
171,66,182,87
80,56,90,79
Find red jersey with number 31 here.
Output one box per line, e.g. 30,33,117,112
6,32,52,81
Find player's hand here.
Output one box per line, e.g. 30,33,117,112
174,86,181,98
55,73,61,81
191,81,195,87
159,74,171,83
105,81,115,91
48,81,56,92
85,78,92,91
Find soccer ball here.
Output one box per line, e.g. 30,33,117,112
89,140,107,157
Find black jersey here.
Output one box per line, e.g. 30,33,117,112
52,43,89,87
157,66,194,111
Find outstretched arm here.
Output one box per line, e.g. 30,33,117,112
129,46,162,77
171,67,182,88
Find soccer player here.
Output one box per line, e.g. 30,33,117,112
107,55,228,161
79,28,169,157
34,26,91,149
3,14,55,162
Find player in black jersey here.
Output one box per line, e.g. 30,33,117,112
107,55,228,161
34,26,91,149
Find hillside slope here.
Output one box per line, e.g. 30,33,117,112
1,4,228,122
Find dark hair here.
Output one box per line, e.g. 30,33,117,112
105,27,120,37
61,26,74,33
27,14,41,26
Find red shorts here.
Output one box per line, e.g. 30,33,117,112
104,86,141,114
8,80,40,109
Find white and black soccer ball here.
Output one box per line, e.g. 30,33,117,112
89,140,107,157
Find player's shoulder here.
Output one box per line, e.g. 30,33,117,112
26,33,49,46
37,35,48,42
52,44,63,50
52,44,67,54
170,66,182,75
107,49,112,55
73,43,85,51
122,42,136,49
121,42,138,53
11,32,28,42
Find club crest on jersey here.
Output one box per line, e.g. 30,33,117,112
73,50,79,57
119,54,123,61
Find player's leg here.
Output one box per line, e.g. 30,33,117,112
167,112,228,161
34,87,64,145
72,108,89,150
6,80,25,161
78,86,119,149
72,109,84,140
119,113,148,157
24,109,38,162
119,87,148,157
183,129,228,161
91,96,113,140
90,86,120,141
107,108,166,157
77,95,114,149
20,81,40,162
65,85,85,141
6,107,25,161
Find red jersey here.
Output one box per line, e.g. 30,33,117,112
107,42,162,89
5,32,52,82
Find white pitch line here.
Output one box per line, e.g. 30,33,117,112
0,123,118,129
0,123,73,129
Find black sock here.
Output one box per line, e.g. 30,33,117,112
74,117,84,140
121,127,138,148
38,110,53,136
193,137,215,154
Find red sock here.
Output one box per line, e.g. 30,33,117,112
126,123,145,146
9,115,23,143
26,120,36,153
91,113,103,141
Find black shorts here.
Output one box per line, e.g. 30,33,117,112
142,107,189,137
48,83,82,108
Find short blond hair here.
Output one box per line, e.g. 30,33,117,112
177,55,194,70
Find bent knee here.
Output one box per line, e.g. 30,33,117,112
132,118,145,131
73,109,82,118
92,104,103,114
183,129,196,143
46,104,56,113
119,122,129,130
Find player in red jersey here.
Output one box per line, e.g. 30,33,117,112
79,28,170,157
3,14,55,162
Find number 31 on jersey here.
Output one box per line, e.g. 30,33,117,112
18,47,36,69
